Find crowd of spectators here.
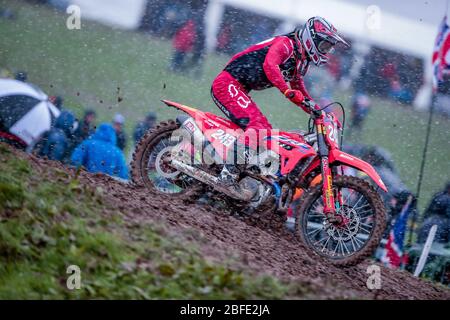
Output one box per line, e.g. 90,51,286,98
34,104,157,181
36,105,157,180
0,70,158,181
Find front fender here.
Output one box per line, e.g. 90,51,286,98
329,150,388,192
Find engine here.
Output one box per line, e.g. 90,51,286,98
238,176,274,208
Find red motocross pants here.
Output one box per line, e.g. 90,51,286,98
211,71,272,131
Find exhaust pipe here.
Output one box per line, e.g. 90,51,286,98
170,158,255,201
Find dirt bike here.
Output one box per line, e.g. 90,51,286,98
131,98,387,266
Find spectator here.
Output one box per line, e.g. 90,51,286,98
133,112,157,143
14,71,27,82
216,24,232,52
138,0,165,33
418,182,450,244
112,113,126,151
49,95,64,110
159,1,189,38
170,19,197,72
74,109,96,144
351,93,371,130
389,80,414,105
38,110,77,162
71,123,128,180
380,62,397,81
168,0,206,76
189,0,207,75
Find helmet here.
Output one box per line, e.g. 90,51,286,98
295,17,349,66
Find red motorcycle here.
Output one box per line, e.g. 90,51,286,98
132,99,387,266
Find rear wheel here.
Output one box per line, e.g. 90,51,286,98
131,120,202,201
295,175,386,267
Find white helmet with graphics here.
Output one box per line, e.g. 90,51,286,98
295,16,350,66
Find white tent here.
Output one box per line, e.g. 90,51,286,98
65,0,445,61
70,0,147,29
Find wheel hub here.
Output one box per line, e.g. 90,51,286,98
325,205,360,242
155,149,179,178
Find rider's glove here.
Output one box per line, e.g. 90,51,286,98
284,89,304,105
303,98,324,117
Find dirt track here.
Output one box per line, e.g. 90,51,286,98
22,149,450,299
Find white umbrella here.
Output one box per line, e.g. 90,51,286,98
0,79,60,146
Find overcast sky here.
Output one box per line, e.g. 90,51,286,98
341,0,448,26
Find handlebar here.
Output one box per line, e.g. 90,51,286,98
285,92,324,117
302,98,323,117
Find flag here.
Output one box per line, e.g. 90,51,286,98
380,195,414,268
432,16,450,91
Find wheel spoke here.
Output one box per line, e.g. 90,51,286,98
307,227,322,237
335,230,349,256
358,209,374,218
314,235,331,247
353,202,371,212
343,189,355,205
351,195,364,209
353,236,365,246
358,222,373,235
332,239,340,256
321,236,331,252
349,234,358,252
342,238,351,255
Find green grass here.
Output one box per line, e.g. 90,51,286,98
0,0,449,211
0,143,298,299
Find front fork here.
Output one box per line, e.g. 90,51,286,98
320,156,336,214
316,122,339,216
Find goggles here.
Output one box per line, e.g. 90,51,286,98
317,39,335,54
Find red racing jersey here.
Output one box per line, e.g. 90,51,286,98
223,36,312,99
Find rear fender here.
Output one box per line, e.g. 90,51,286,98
162,99,200,118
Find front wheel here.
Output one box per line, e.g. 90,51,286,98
295,175,386,267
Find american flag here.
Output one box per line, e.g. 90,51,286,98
432,16,450,91
380,195,414,268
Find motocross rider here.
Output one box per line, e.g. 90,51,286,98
211,16,349,181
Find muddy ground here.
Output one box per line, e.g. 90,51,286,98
19,148,450,299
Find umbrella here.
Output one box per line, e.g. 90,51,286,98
0,79,60,146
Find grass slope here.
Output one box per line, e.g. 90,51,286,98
0,0,449,210
0,143,298,299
